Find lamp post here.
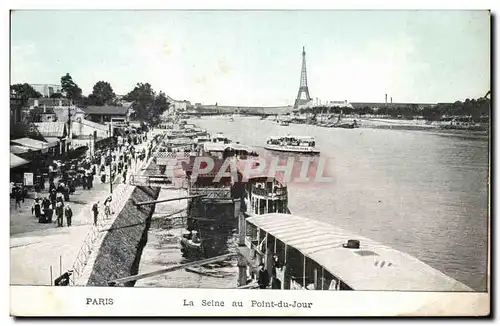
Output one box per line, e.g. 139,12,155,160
89,134,93,157
109,121,113,194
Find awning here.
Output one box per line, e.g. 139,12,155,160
10,145,30,155
10,153,30,169
11,137,57,150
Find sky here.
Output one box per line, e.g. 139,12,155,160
10,10,490,106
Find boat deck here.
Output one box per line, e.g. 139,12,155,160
246,213,473,292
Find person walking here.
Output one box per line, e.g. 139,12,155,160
41,197,51,223
104,196,112,219
88,172,94,189
31,198,41,219
14,186,23,209
49,189,57,209
65,204,73,227
92,201,99,226
55,201,64,227
45,203,54,224
122,169,127,184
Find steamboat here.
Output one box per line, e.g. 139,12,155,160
265,135,320,155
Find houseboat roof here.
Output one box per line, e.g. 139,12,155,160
246,213,472,292
268,135,315,140
203,143,227,152
225,143,254,152
166,137,192,145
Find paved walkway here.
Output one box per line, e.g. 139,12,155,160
10,136,157,286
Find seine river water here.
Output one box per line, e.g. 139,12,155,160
193,116,489,291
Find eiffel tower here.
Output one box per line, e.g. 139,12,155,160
294,46,312,109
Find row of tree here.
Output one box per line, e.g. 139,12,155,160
11,73,170,125
297,97,491,121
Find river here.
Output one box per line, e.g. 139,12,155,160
192,116,489,291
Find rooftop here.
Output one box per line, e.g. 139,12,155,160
33,122,67,138
26,98,72,107
246,213,472,291
81,106,129,116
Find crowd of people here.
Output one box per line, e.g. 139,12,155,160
24,131,152,228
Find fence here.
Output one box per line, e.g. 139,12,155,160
65,133,164,285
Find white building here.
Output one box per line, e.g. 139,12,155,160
166,95,191,111
30,84,63,97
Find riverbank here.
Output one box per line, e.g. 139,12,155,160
10,134,154,285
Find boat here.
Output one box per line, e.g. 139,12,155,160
279,121,289,126
333,121,359,129
439,117,486,131
229,118,235,122
243,176,288,216
211,132,232,144
242,213,473,291
332,111,360,129
264,135,320,154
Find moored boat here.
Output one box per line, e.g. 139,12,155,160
243,176,288,216
211,132,232,144
243,213,473,291
439,116,487,131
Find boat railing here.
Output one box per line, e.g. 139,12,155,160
251,185,287,198
189,186,232,199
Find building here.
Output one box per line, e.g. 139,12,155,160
166,95,191,111
22,98,76,123
33,122,69,155
350,102,436,110
27,107,57,122
81,106,130,124
30,84,63,97
10,91,23,124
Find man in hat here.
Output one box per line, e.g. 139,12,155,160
65,204,73,227
257,263,269,289
55,201,64,227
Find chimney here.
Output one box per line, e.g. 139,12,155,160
390,97,393,104
385,94,387,105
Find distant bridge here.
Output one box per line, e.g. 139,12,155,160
187,105,293,116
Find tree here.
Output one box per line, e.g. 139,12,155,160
124,83,170,124
61,73,82,102
90,81,116,106
154,91,169,115
10,83,42,106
